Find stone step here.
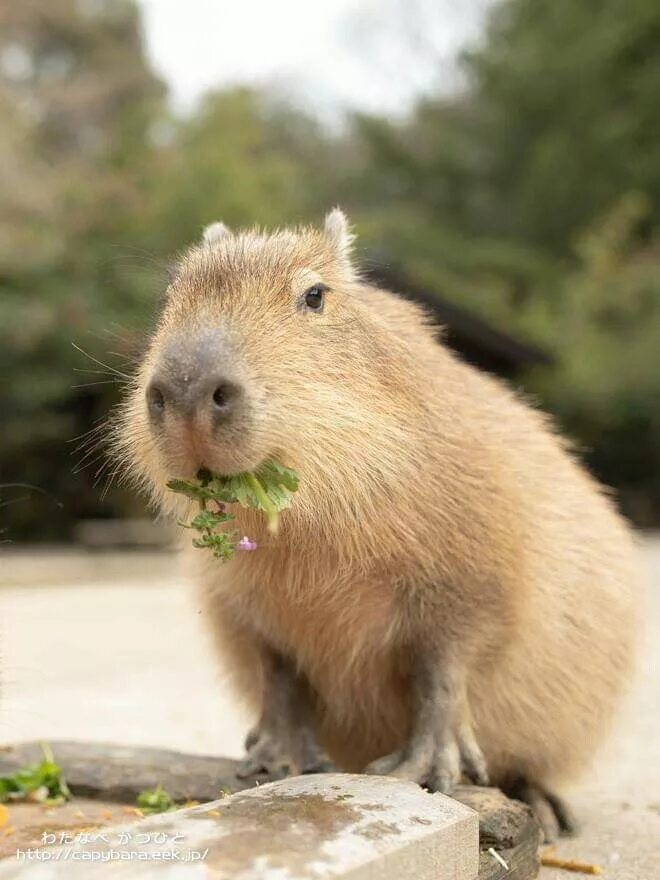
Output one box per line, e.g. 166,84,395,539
0,773,479,880
0,741,540,878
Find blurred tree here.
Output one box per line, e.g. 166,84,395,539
352,0,660,253
0,3,340,540
138,88,342,254
0,0,166,538
467,0,660,252
0,0,162,159
349,0,660,522
534,194,660,525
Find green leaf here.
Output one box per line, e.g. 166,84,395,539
0,778,21,801
137,785,175,814
0,744,70,804
220,474,255,507
192,531,236,560
257,460,299,493
245,472,278,530
166,480,219,502
187,510,235,531
167,459,299,560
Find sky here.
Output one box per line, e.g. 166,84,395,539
138,0,491,119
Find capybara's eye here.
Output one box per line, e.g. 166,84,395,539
302,284,327,313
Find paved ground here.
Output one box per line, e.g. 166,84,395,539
1,540,658,878
0,550,249,758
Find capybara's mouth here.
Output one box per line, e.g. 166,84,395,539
157,428,268,482
165,453,277,482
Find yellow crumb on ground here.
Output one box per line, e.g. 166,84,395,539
541,850,603,875
207,810,221,817
121,808,144,818
0,805,9,828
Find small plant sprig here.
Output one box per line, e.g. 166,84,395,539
136,785,176,815
0,743,71,805
167,460,299,561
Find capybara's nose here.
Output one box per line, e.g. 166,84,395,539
147,372,244,423
146,329,245,424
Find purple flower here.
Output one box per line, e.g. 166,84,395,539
237,535,258,552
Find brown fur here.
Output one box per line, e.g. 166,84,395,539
115,212,639,793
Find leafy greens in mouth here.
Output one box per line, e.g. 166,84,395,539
167,460,299,561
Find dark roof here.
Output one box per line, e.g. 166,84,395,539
367,265,553,378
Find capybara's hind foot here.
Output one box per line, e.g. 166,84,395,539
511,780,578,843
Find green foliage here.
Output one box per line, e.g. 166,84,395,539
0,5,327,541
136,785,176,815
531,194,660,523
169,461,300,560
348,0,660,522
466,0,660,252
0,0,167,539
0,744,71,805
187,510,235,531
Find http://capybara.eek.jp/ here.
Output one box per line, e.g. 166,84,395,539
114,210,640,841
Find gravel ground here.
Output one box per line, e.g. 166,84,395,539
1,539,658,878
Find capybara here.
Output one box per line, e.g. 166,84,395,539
115,210,639,840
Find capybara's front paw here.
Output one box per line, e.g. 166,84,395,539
237,725,335,779
237,729,300,778
364,724,489,794
456,720,490,786
364,740,460,793
298,727,337,774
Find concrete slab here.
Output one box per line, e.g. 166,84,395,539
0,774,479,880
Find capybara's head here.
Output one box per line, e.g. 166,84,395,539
116,210,428,532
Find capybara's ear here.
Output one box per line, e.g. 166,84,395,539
324,208,355,274
202,221,231,246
